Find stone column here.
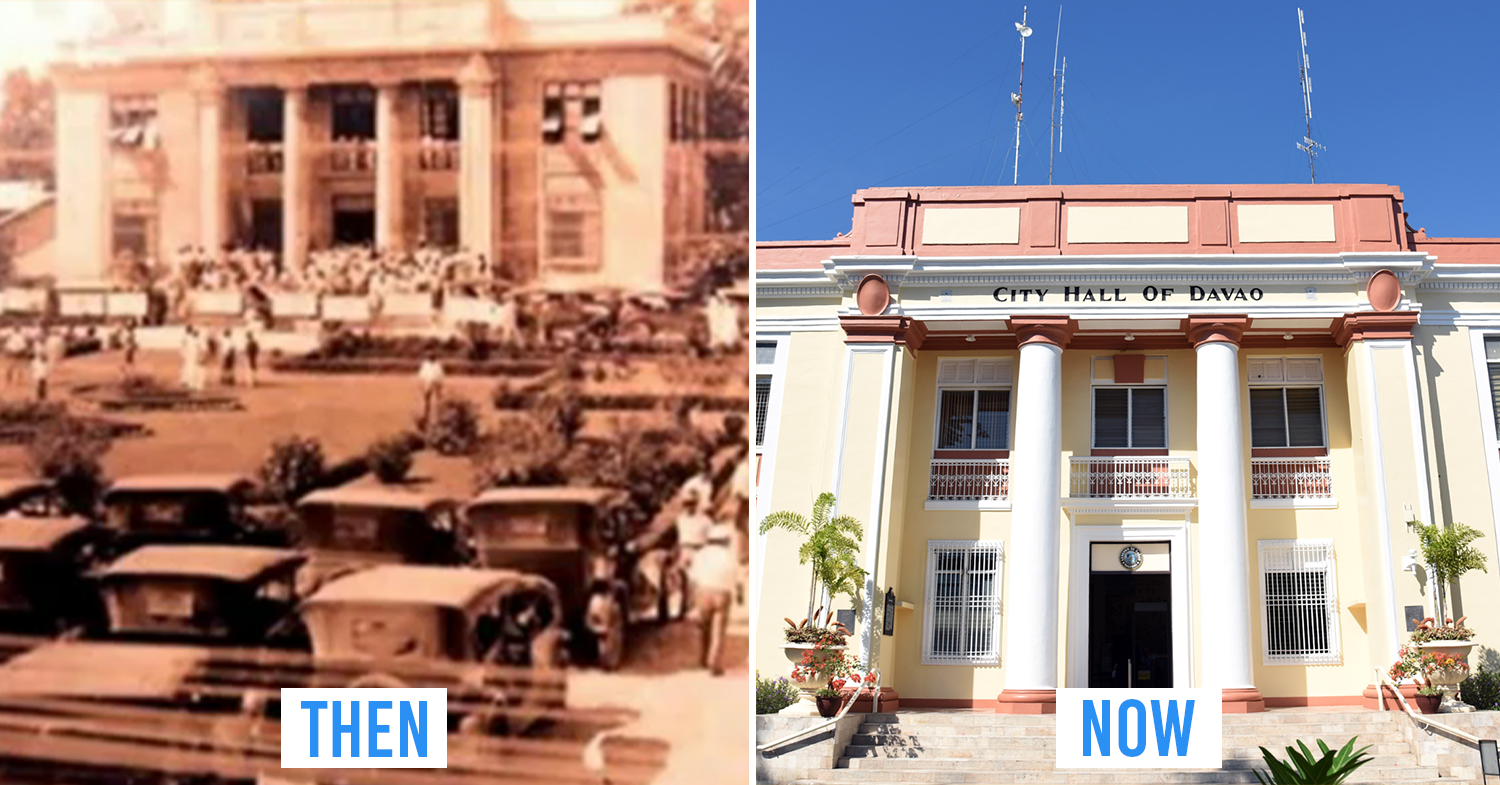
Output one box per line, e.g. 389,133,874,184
1189,314,1265,713
281,84,308,271
997,316,1073,715
192,68,225,254
374,80,403,251
457,54,496,263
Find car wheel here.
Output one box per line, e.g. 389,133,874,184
592,596,626,671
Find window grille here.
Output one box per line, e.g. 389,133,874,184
1258,539,1340,665
546,211,586,259
1484,339,1500,437
755,375,772,447
923,540,1003,665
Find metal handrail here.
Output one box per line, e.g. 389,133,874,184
755,668,881,754
1373,667,1482,746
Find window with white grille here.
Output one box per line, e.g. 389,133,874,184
1484,339,1500,437
923,540,1003,665
934,358,1013,451
755,375,772,447
1258,539,1340,665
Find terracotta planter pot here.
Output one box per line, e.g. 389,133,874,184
1414,694,1441,714
815,694,843,718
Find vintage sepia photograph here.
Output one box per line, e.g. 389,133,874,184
0,0,749,782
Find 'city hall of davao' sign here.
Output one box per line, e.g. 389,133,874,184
753,183,1500,713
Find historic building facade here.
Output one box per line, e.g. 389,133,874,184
753,183,1500,711
46,0,710,291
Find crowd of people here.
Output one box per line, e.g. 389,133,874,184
165,244,494,297
176,324,262,392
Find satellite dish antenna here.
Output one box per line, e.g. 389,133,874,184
1016,21,1032,36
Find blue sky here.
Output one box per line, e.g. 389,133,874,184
755,0,1500,241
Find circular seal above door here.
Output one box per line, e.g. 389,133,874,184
1119,545,1144,571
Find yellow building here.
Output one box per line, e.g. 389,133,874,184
753,183,1500,712
40,0,710,291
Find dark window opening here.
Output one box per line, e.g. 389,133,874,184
330,86,376,140
1250,387,1325,448
423,199,459,249
245,88,284,142
333,209,375,246
421,83,459,141
542,86,564,144
250,200,282,252
1094,387,1166,449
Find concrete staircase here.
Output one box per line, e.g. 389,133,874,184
789,709,1467,784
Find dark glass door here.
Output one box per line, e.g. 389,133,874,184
1087,567,1172,688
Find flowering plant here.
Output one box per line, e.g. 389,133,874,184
790,638,860,685
1409,616,1475,643
1389,645,1470,685
814,672,863,699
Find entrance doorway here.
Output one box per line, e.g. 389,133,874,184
1087,542,1172,688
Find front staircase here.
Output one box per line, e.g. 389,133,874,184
789,708,1465,784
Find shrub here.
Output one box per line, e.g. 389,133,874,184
423,397,482,457
756,671,800,715
1460,665,1500,711
470,416,567,490
26,416,111,515
367,434,416,484
259,435,326,505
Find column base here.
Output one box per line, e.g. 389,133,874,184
1222,687,1266,713
995,689,1056,714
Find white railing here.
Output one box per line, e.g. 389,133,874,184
1069,456,1192,499
418,139,460,172
928,459,1009,502
1252,457,1333,500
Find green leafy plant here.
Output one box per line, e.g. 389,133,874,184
1410,616,1474,643
1253,737,1373,785
1460,664,1500,711
755,671,800,715
783,608,851,645
759,491,868,624
1407,519,1488,622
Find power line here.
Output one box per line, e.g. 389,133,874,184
757,26,1005,198
1067,108,1136,184
1071,74,1163,182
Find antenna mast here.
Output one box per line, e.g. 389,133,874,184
1048,6,1062,185
1295,8,1325,183
1010,6,1032,185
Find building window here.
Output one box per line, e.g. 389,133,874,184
1483,339,1500,437
421,82,459,141
755,374,773,447
1248,358,1326,449
923,540,1003,665
1093,387,1166,449
669,83,679,141
330,85,376,139
542,85,565,144
244,88,284,143
546,211,586,259
109,94,158,149
934,358,1013,451
1258,539,1340,665
249,200,281,252
423,199,459,249
581,92,602,144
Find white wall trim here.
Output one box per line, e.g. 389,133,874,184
1251,497,1340,510
752,332,791,603
924,500,1013,511
1067,523,1193,689
1465,329,1500,578
1360,339,1403,661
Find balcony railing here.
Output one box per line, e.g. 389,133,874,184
1069,456,1193,499
246,142,284,175
929,459,1009,503
418,139,460,172
328,140,376,174
1251,457,1333,501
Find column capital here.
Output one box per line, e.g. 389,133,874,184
1011,315,1075,349
458,53,496,90
1187,314,1250,349
188,66,223,101
839,315,927,350
1333,311,1419,346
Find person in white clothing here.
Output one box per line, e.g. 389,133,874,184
690,516,737,676
417,354,445,425
29,342,49,402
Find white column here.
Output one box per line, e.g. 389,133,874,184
193,69,225,254
1191,316,1264,712
998,318,1070,713
458,55,495,263
375,81,402,250
281,85,307,271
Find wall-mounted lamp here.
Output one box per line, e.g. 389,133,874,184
965,334,976,343
1123,333,1136,342
1283,334,1295,341
1403,549,1419,573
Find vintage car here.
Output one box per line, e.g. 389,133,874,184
462,487,636,670
101,474,285,554
0,478,66,517
292,487,467,590
0,516,105,633
92,544,308,647
299,564,568,735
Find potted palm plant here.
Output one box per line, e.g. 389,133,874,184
760,492,867,715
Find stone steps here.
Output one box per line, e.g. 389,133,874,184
802,711,1453,784
841,741,1416,761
